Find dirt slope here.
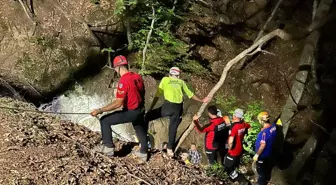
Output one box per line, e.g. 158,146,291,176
0,98,223,185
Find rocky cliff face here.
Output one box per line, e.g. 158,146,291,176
0,0,118,94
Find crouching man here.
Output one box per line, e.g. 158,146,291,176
90,55,148,161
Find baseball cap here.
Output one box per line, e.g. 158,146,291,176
233,109,244,118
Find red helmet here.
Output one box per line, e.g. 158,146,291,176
113,55,128,68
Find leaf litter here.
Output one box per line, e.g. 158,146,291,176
0,98,224,185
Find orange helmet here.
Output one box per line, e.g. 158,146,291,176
257,112,270,123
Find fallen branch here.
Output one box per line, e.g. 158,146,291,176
174,16,330,152
175,29,296,152
141,6,156,72
18,0,36,24
237,0,283,69
0,77,24,101
254,0,284,42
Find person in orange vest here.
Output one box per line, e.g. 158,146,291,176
90,55,148,161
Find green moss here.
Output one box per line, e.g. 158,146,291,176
16,52,41,82
30,36,57,51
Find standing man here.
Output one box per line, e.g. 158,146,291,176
192,105,229,165
224,109,250,185
253,112,277,185
146,67,209,157
90,55,148,161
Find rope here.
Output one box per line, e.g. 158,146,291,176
0,105,89,115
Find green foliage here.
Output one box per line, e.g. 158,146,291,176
205,163,228,180
242,101,263,155
215,95,263,156
215,96,237,113
241,153,252,165
113,0,209,75
31,36,57,51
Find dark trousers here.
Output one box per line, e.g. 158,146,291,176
224,154,241,179
206,149,217,165
206,147,227,165
256,158,274,185
100,108,148,153
224,154,250,184
145,101,183,150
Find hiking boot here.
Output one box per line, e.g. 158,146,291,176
167,149,174,157
92,144,114,156
133,151,148,162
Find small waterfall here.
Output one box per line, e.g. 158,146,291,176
39,85,136,142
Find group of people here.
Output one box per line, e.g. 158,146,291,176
90,55,277,185
192,105,277,185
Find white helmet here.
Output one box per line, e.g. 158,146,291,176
169,67,181,76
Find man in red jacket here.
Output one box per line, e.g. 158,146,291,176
90,55,148,161
192,105,230,165
224,109,251,184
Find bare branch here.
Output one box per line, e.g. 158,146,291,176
174,28,298,152
313,0,318,20
236,0,284,69
18,0,36,24
163,0,178,27
141,6,156,72
124,19,133,49
174,9,332,151
254,0,284,42
0,77,24,101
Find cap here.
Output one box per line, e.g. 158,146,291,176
113,55,128,68
169,67,181,76
233,109,244,118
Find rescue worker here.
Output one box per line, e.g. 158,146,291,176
253,112,277,185
146,67,209,156
90,55,148,161
224,109,251,185
192,105,229,165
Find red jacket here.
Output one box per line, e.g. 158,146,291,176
228,121,251,156
194,117,229,150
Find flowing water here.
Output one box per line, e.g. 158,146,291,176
38,85,136,142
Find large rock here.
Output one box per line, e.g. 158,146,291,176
0,0,118,93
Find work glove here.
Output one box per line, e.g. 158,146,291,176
253,154,259,161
